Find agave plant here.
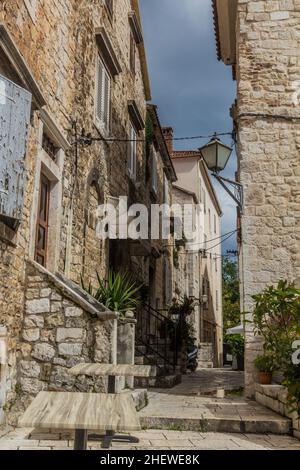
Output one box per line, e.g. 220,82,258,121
82,271,142,317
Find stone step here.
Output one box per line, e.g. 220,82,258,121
139,393,291,435
140,415,291,435
135,374,182,389
197,361,214,369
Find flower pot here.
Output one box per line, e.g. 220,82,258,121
258,372,272,385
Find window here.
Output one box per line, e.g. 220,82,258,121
35,174,50,266
42,133,59,162
202,189,206,213
105,0,113,17
214,214,217,234
215,256,218,272
130,32,136,74
208,208,211,233
164,174,170,205
128,123,137,180
151,150,158,194
96,56,111,132
216,290,219,311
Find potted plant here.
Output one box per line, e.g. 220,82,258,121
82,271,142,318
254,354,278,385
224,334,245,371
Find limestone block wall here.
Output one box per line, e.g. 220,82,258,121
255,384,299,439
4,261,116,426
236,0,300,396
0,0,150,423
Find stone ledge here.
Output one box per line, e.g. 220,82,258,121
255,383,288,402
255,383,299,439
27,260,117,321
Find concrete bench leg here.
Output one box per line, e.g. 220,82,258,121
74,429,88,450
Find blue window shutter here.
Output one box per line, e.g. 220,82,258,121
0,74,32,227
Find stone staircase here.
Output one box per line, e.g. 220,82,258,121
135,304,182,389
134,344,181,389
139,389,292,435
197,343,214,369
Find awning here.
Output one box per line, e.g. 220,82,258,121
226,324,244,336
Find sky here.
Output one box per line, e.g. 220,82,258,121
139,0,238,253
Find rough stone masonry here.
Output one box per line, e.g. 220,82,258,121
0,0,152,425
235,0,300,395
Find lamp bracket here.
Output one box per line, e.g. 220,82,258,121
212,174,243,211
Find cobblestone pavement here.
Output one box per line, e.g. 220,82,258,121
0,427,300,450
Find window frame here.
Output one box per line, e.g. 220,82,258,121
95,55,111,134
35,173,51,267
151,149,158,195
164,173,170,206
128,123,137,181
130,32,136,75
105,0,113,18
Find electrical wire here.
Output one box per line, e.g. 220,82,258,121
163,229,238,248
74,131,233,145
174,231,237,256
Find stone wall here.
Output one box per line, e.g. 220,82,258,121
236,0,300,396
255,383,299,439
0,0,151,423
5,261,116,426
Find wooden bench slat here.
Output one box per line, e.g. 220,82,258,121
19,392,141,432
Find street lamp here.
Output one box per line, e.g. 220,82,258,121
199,134,243,211
199,136,232,174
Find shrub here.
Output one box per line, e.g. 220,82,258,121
254,354,278,373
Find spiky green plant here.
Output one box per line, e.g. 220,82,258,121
82,271,142,317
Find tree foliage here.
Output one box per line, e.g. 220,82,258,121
222,258,240,332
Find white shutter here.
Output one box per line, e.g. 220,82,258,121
96,58,104,123
128,125,136,179
103,69,110,131
96,57,111,131
152,150,158,193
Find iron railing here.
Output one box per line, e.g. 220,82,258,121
135,304,179,372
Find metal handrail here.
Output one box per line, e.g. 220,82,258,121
135,303,179,372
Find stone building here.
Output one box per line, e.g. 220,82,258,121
0,0,165,424
163,128,223,367
212,0,300,394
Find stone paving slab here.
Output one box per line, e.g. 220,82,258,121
1,428,300,450
139,392,291,434
153,369,244,396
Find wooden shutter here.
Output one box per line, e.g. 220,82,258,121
0,74,31,227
